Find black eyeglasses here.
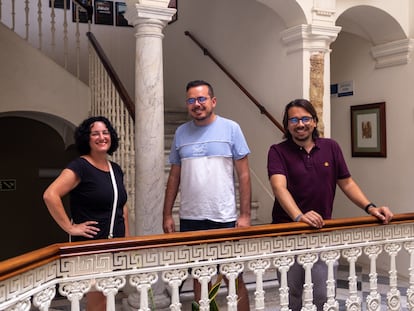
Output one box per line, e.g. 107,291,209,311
186,96,209,105
288,116,313,125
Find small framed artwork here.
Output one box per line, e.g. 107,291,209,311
95,0,114,25
168,0,177,24
72,0,90,23
350,102,386,157
49,0,70,9
115,2,132,27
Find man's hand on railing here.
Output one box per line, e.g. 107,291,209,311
298,210,325,229
163,215,176,233
367,206,393,224
236,214,251,228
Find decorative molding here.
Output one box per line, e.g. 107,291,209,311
371,39,414,69
313,7,335,17
125,2,176,25
281,24,341,54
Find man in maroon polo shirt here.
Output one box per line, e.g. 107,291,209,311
267,98,393,311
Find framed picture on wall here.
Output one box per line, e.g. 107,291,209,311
350,102,386,157
115,2,132,27
95,0,114,25
72,0,90,23
49,0,70,9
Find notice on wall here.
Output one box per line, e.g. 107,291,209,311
0,179,16,191
338,80,354,97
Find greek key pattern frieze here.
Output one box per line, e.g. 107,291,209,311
59,253,114,277
0,261,58,304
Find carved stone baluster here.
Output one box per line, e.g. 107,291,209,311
320,250,340,311
192,265,217,311
62,0,68,69
404,241,414,311
364,245,382,311
248,258,271,310
11,0,15,31
384,243,402,311
37,0,42,50
95,276,126,311
24,0,29,40
342,247,362,311
274,255,295,311
5,298,31,311
74,2,80,78
59,280,92,311
298,253,318,311
32,286,56,311
220,262,245,311
50,0,56,57
162,269,189,311
129,273,159,311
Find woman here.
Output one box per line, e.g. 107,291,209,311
43,116,129,310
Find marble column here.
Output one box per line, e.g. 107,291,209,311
124,3,176,310
125,1,176,237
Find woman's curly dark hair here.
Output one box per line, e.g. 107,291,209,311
282,99,319,140
74,116,119,155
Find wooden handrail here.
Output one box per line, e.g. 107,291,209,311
185,30,285,134
86,32,135,121
2,213,413,280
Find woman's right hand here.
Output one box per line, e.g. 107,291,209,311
69,221,100,238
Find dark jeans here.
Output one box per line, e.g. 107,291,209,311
180,218,236,232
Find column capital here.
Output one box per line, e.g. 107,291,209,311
125,1,176,26
281,24,341,54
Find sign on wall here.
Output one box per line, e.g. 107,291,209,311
0,179,17,191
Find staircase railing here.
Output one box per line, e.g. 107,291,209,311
1,213,414,310
87,31,136,223
185,30,285,134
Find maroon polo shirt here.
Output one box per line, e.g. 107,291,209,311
267,138,351,223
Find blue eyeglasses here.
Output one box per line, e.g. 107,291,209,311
186,96,209,105
288,116,313,125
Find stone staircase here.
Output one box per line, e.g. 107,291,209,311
164,110,260,229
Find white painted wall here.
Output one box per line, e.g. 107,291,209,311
0,23,89,127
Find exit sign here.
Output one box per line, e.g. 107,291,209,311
0,179,17,191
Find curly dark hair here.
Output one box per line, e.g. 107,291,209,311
283,99,320,140
74,116,119,155
186,80,215,97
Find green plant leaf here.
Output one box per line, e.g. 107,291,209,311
210,299,220,311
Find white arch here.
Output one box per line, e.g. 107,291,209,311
0,111,76,148
336,4,408,45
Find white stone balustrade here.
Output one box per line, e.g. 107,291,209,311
1,216,414,310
